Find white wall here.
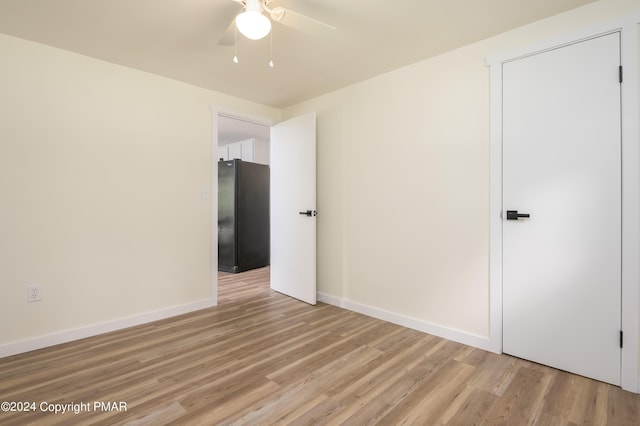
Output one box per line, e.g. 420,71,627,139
284,0,640,348
0,34,279,354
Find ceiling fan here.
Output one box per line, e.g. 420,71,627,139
219,0,336,45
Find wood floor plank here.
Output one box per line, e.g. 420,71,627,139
445,388,499,425
484,366,556,424
1,266,638,425
125,401,187,426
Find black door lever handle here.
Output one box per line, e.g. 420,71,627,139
299,210,317,217
506,210,530,220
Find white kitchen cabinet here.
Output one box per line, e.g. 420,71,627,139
240,140,253,161
228,143,242,160
219,138,269,165
218,145,229,161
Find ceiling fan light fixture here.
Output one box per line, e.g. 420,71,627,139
236,10,271,40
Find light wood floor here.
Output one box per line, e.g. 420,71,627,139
1,267,638,425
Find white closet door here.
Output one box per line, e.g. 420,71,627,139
502,33,621,385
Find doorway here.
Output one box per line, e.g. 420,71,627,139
216,114,272,275
212,110,318,308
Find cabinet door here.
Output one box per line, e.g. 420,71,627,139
217,145,228,161
228,143,242,160
241,140,254,162
253,139,270,165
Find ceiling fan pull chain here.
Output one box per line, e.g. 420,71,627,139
233,24,239,63
269,28,274,68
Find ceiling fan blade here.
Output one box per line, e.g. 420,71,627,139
270,7,336,37
218,17,236,46
218,1,244,46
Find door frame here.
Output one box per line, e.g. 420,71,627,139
209,105,277,306
487,15,640,392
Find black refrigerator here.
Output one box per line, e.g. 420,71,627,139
218,159,270,273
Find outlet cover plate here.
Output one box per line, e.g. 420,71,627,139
27,285,40,302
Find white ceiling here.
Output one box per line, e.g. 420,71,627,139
0,0,596,109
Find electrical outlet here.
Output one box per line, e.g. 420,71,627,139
27,285,40,302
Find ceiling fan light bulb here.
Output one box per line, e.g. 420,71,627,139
236,11,271,40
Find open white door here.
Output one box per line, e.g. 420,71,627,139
270,113,316,304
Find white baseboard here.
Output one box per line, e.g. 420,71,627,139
317,292,494,353
0,298,214,359
316,292,343,307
